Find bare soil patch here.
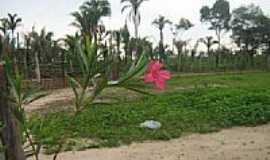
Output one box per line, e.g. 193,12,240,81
35,124,270,160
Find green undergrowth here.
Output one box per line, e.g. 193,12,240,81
29,72,270,153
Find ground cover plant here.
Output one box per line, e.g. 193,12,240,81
29,72,270,153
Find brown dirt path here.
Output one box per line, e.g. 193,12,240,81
35,124,270,160
25,88,74,112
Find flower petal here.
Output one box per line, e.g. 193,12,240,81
146,60,156,72
144,60,170,90
158,70,171,80
151,61,163,72
144,73,155,83
154,78,166,90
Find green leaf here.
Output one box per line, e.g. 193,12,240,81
23,91,48,105
67,76,81,102
122,86,153,96
116,53,148,85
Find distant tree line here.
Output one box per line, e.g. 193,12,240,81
0,0,270,82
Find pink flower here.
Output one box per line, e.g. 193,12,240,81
144,60,171,90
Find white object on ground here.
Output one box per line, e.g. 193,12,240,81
140,120,162,129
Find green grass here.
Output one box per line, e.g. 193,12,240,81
29,72,270,153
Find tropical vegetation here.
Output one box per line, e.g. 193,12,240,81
0,0,270,159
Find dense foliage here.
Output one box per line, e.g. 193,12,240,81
1,0,270,80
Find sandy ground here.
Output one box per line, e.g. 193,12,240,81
25,88,74,112
34,124,270,160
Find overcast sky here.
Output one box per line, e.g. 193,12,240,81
1,0,270,49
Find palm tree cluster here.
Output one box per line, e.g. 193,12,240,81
0,0,270,83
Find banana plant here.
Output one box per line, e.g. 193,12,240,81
67,35,149,114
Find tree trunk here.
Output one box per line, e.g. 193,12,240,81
10,34,19,74
124,45,129,65
112,54,119,81
23,49,29,79
177,51,181,72
133,17,139,61
216,29,221,68
207,46,210,57
34,52,41,83
134,18,139,39
160,29,164,52
61,53,66,88
0,63,26,160
215,53,219,68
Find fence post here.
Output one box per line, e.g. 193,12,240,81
0,62,26,160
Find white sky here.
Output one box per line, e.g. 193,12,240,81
1,0,270,50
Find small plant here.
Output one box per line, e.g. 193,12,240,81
47,34,152,159
4,59,46,160
68,35,149,114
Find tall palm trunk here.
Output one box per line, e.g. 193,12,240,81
124,44,129,64
132,15,139,61
159,29,164,54
216,28,221,68
133,16,139,39
172,38,175,53
34,51,41,83
23,49,29,79
61,53,66,88
113,45,120,80
23,39,30,78
177,51,181,72
0,64,26,160
10,31,19,73
207,45,210,57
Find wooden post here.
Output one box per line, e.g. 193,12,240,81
0,63,26,160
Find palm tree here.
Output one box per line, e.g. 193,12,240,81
128,37,152,58
0,19,10,58
29,28,54,82
113,30,121,60
121,0,148,39
22,34,31,78
71,0,111,42
29,30,41,82
174,40,187,71
0,18,9,36
5,14,22,71
120,23,130,63
63,33,80,73
152,15,171,56
199,36,218,56
7,13,22,40
170,18,193,53
198,36,219,68
71,11,90,35
111,30,121,80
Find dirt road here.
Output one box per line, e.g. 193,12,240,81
36,124,270,160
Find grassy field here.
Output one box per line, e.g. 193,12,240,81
29,72,270,153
